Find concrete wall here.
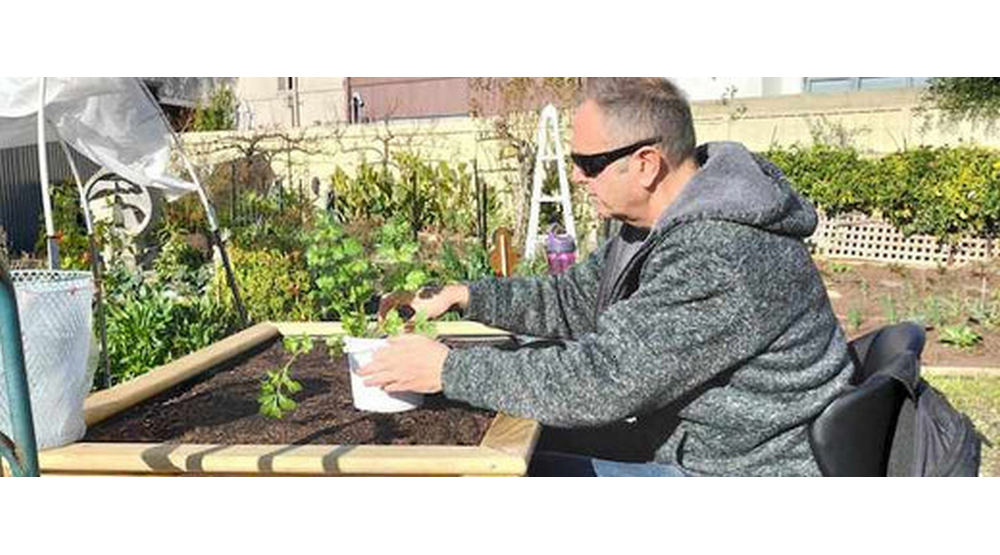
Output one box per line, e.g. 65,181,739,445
179,87,1000,253
692,88,1000,154
670,77,804,101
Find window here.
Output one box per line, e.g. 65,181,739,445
805,77,929,94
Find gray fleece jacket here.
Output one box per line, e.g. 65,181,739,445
441,141,854,476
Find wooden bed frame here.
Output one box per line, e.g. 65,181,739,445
26,322,541,477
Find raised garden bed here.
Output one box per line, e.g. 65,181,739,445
32,322,540,476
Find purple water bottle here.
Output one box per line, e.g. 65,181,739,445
545,224,576,275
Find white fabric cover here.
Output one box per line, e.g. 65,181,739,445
0,77,198,200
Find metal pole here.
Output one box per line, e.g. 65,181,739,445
37,77,59,270
58,138,111,390
181,154,249,329
0,259,40,476
133,78,249,329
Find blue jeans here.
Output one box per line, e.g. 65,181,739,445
528,451,689,477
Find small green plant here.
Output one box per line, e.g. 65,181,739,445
922,295,948,329
515,251,550,277
829,261,853,275
847,305,865,332
938,325,983,350
942,292,966,324
966,296,999,329
858,276,870,302
374,215,429,293
307,213,438,340
258,335,311,419
881,294,899,325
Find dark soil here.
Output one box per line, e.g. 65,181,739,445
83,337,508,446
818,259,1000,366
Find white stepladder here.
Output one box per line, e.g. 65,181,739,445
524,104,576,262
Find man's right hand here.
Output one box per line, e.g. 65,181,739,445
377,284,470,322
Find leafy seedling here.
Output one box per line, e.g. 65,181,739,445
881,294,899,325
829,261,853,275
938,325,982,350
847,305,864,332
257,334,312,419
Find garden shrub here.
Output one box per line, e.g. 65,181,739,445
102,261,233,385
763,143,1000,245
208,245,317,323
33,180,92,271
329,152,483,239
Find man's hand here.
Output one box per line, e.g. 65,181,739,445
356,335,450,393
377,284,470,322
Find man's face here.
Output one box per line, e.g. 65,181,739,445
570,100,644,222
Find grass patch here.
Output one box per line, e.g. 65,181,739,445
924,374,1000,477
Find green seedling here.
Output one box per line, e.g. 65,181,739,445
257,334,311,419
858,277,870,302
881,294,899,325
922,295,947,329
324,306,438,363
829,261,853,275
938,325,982,350
847,305,864,332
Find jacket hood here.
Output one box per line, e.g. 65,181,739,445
654,141,817,238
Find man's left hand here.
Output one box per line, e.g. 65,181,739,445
357,334,450,393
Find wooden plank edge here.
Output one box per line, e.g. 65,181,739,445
272,320,511,337
37,442,526,476
480,413,541,473
83,322,280,426
922,365,1000,378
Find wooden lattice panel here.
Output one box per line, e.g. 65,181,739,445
809,211,995,267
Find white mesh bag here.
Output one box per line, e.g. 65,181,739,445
0,270,94,449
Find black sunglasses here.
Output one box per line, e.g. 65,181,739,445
570,137,662,178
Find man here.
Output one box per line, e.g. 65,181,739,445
359,78,854,476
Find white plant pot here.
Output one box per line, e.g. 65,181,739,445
342,337,423,413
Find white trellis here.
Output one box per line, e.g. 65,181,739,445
524,104,576,261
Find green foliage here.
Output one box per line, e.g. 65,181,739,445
306,212,377,335
379,308,406,337
410,310,437,337
34,180,91,270
258,334,310,419
764,143,1000,245
208,245,316,324
881,295,899,325
305,213,439,339
191,85,236,132
436,240,493,282
515,252,549,277
921,78,1000,132
224,189,313,252
103,259,233,386
938,325,983,350
921,295,948,329
764,144,875,218
847,305,864,332
374,215,429,293
329,153,482,238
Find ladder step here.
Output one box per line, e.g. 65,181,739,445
538,195,563,203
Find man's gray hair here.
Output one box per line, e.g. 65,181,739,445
581,78,696,167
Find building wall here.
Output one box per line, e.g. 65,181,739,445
346,78,469,122
234,77,347,129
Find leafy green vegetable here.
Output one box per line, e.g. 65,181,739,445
257,334,312,419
